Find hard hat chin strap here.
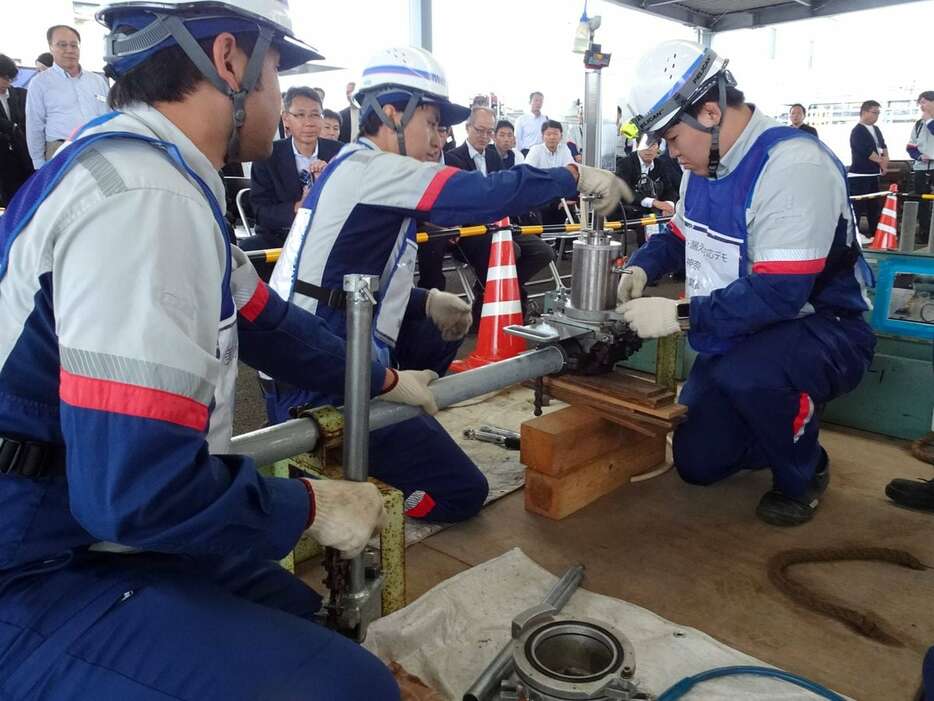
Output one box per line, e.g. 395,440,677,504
159,15,274,164
676,72,729,179
360,90,424,157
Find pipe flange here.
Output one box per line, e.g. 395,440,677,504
512,616,642,700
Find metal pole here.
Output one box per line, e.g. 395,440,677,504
463,564,585,701
231,346,567,466
582,67,602,231
899,200,918,253
928,204,934,254
342,274,379,595
409,0,432,51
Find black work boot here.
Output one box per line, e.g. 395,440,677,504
885,478,934,512
756,449,830,527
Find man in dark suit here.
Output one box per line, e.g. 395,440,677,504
789,103,818,138
337,81,357,143
616,137,679,248
0,55,34,207
848,99,888,237
487,119,522,168
439,107,555,317
245,86,342,251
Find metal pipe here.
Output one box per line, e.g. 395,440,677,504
342,274,378,593
369,346,566,432
231,345,567,466
463,564,585,701
900,201,919,252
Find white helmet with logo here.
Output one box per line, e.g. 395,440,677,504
97,0,323,161
622,40,735,177
354,47,469,155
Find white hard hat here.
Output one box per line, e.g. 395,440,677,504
97,0,322,73
354,47,469,128
622,40,729,137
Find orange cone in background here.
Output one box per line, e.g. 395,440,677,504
869,184,899,250
449,219,526,372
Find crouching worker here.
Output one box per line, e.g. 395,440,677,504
265,47,631,524
0,2,462,698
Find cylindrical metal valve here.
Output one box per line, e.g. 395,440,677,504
568,236,622,315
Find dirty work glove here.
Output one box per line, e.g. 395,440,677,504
303,479,387,559
381,369,439,415
575,165,634,216
426,289,473,341
621,297,680,339
616,265,647,308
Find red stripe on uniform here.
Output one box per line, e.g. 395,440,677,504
60,369,209,432
752,258,826,275
404,492,437,518
416,167,459,211
239,281,270,322
668,221,685,240
791,392,813,442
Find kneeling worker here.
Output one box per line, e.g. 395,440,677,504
267,46,630,523
0,1,451,698
617,40,875,526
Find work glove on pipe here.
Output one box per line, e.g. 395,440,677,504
426,289,473,341
621,297,680,339
381,369,439,415
574,165,634,216
303,479,387,559
616,265,647,308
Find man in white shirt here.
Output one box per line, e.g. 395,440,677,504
515,91,546,154
25,25,110,168
907,90,934,244
524,120,574,225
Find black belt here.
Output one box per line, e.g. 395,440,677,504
0,436,66,479
293,279,346,309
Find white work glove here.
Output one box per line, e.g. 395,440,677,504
303,478,387,559
381,369,439,415
616,265,647,308
621,297,680,339
426,289,473,341
575,165,634,216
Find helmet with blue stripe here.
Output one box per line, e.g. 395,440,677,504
97,0,322,162
354,47,469,156
622,40,736,178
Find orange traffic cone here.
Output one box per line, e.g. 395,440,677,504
869,184,899,250
449,219,526,372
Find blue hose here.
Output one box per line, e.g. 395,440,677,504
656,665,847,701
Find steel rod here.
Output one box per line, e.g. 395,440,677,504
231,346,567,466
463,564,585,701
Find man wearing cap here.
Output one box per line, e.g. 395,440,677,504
617,40,875,527
267,46,630,525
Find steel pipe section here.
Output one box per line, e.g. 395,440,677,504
231,345,566,466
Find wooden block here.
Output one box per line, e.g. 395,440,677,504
524,431,666,520
520,406,626,476
542,375,687,423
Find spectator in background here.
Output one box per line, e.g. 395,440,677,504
470,94,489,108
311,86,325,102
907,90,934,244
321,108,342,140
615,136,678,247
25,25,109,169
0,54,34,206
515,91,546,155
246,87,341,252
525,120,574,226
488,119,523,167
848,99,888,238
438,124,456,152
337,81,358,143
35,53,53,72
788,103,818,137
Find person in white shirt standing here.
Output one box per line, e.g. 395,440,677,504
524,119,575,225
907,90,934,245
515,90,546,154
25,25,110,169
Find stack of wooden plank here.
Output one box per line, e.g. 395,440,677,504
521,371,686,520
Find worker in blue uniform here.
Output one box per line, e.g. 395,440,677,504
0,2,460,698
617,40,876,526
266,47,631,523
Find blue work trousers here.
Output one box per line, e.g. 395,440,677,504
673,313,875,498
266,317,489,522
0,551,399,700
